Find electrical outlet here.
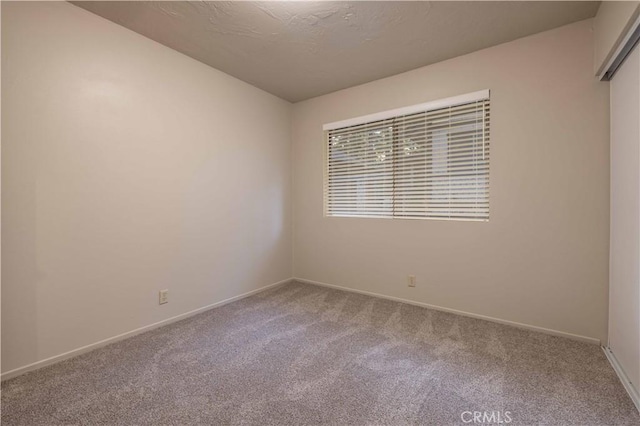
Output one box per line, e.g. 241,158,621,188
159,289,169,305
408,275,416,287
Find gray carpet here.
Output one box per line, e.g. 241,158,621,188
2,281,639,425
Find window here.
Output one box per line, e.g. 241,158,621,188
324,90,490,221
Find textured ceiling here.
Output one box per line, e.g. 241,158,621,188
72,1,600,102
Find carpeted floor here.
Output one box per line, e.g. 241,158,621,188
2,281,639,425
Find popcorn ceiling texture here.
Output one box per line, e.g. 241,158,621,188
72,1,599,102
2,281,638,425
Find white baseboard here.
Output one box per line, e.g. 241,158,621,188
603,346,640,413
294,277,601,345
1,278,292,382
4,277,602,382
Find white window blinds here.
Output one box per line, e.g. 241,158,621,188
324,91,490,221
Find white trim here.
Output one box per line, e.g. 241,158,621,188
603,346,640,413
294,277,601,345
323,89,490,131
599,11,640,80
1,278,292,382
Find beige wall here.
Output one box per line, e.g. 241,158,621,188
292,19,610,343
593,1,640,77
1,1,292,374
609,42,640,400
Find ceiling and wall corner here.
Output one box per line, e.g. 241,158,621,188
72,1,600,102
291,18,610,345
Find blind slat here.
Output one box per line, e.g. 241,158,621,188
325,95,490,220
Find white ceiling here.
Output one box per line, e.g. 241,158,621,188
72,1,600,102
